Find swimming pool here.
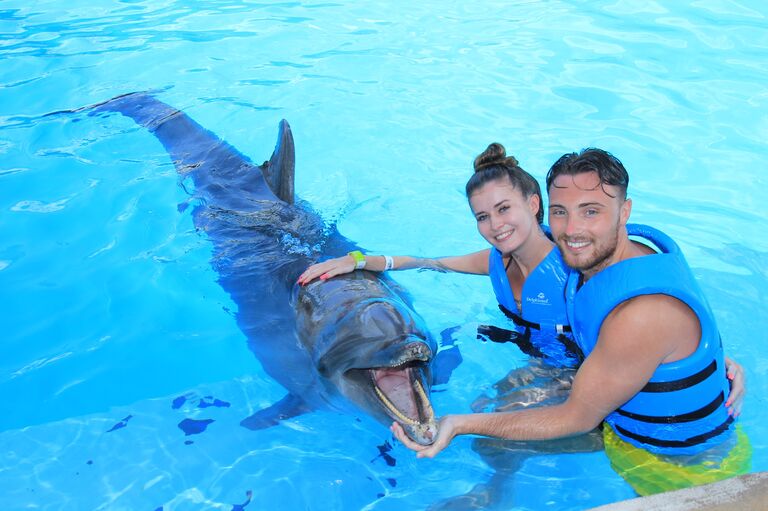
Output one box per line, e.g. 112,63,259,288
1,1,766,509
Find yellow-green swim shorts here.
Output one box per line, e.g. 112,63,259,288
603,423,752,496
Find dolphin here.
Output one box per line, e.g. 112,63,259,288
88,92,439,445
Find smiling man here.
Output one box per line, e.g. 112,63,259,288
392,148,750,496
545,149,750,494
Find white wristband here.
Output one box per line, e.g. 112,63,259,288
383,255,394,271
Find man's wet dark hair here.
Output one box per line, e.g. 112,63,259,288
466,143,544,224
545,148,629,199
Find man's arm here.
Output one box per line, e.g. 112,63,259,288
393,294,696,457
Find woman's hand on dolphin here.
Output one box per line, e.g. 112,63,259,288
390,416,459,459
724,356,746,417
297,255,357,286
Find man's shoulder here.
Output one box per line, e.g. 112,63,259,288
611,294,696,323
603,294,700,352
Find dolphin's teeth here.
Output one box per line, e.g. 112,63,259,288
374,385,419,426
414,379,434,418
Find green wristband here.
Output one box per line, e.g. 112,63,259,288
348,250,366,269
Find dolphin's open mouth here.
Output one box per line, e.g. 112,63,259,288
369,363,437,445
335,336,438,445
371,365,430,425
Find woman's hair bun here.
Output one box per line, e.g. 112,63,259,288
473,142,519,173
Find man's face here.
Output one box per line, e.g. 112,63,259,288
547,171,630,278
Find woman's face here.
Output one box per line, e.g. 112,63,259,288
469,178,540,254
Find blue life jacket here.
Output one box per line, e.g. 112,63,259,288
566,224,733,456
487,240,582,368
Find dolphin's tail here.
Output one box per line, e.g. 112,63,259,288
90,92,250,177
90,92,292,209
90,91,179,130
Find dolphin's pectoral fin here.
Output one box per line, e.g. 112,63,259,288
258,119,295,204
432,346,463,386
431,326,464,385
239,393,309,431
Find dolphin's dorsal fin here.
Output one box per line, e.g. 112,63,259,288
259,119,295,204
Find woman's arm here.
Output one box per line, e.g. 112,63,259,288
724,356,746,417
297,249,490,285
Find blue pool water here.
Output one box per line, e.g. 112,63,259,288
1,1,767,509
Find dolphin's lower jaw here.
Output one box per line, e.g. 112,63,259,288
346,363,438,446
374,365,438,445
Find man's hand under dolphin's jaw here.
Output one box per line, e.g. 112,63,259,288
391,416,457,455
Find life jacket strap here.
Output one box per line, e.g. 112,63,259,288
613,415,734,449
498,304,572,333
476,305,585,365
640,360,718,393
617,392,725,424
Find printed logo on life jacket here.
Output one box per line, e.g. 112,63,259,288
526,292,550,306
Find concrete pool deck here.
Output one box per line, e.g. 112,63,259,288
588,471,768,511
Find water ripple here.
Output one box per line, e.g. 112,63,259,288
1,1,766,510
